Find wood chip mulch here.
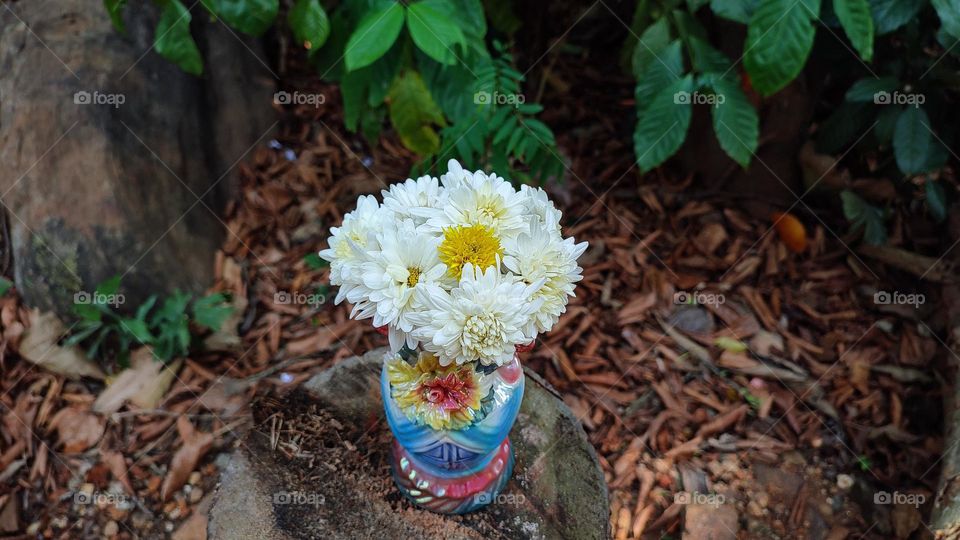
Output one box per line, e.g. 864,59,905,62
0,55,950,540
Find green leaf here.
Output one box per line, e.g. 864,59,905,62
869,0,925,34
841,190,887,244
105,0,127,32
407,0,466,65
927,180,948,222
631,18,672,77
933,0,960,39
688,36,734,74
344,2,405,71
95,275,122,297
711,0,759,23
634,75,695,173
136,295,158,321
0,277,11,297
743,0,818,96
72,302,103,322
710,78,759,167
835,0,875,60
635,40,684,115
154,0,203,76
288,0,330,52
893,106,932,175
192,293,234,330
844,76,899,101
387,71,447,155
205,0,278,36
120,318,154,344
304,252,328,270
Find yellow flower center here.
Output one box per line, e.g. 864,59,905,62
405,267,422,287
438,224,502,278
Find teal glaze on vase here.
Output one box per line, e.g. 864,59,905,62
380,349,524,514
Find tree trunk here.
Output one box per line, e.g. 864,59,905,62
931,208,960,536
0,0,275,316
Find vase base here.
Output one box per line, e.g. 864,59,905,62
390,438,514,514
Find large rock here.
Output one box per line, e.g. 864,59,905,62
208,349,610,539
0,0,274,315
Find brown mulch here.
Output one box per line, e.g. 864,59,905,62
0,49,950,540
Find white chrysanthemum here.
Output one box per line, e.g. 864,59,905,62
411,264,543,366
318,195,386,304
424,160,527,240
381,175,447,229
352,221,447,351
503,221,588,334
519,185,562,233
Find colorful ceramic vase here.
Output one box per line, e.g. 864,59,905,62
381,348,524,514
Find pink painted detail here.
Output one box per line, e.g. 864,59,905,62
499,355,523,385
515,340,535,353
375,324,389,336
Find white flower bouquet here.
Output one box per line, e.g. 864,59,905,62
320,160,587,368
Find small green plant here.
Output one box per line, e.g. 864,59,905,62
67,276,234,365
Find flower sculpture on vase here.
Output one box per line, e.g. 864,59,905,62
320,160,587,514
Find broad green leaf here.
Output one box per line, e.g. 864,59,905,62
449,0,486,38
288,0,330,52
835,0,875,60
120,318,154,344
407,0,466,65
631,18,672,77
192,293,234,330
105,0,127,32
841,190,887,244
927,180,948,222
688,36,734,74
154,0,203,76
635,40,684,115
344,2,405,71
95,275,122,297
711,0,759,23
73,302,103,322
311,10,351,80
206,0,279,36
340,69,368,131
744,0,818,96
387,71,446,155
933,0,960,39
634,75,695,173
893,105,931,175
869,0,924,34
844,76,899,101
0,277,11,297
710,78,759,167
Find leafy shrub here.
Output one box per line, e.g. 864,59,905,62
106,0,563,181
68,276,234,365
627,0,959,243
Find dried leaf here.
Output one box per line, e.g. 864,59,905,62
48,408,105,453
161,417,214,501
94,348,181,414
19,309,104,380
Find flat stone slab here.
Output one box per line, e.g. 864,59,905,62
208,349,609,539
